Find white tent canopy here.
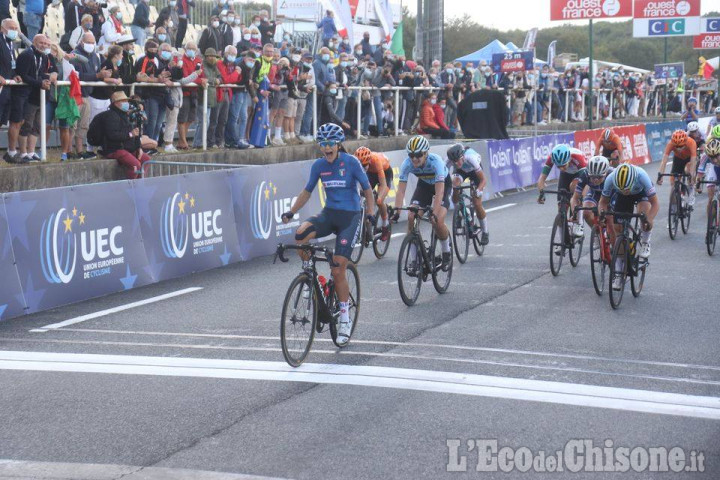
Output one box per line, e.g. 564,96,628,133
564,57,650,74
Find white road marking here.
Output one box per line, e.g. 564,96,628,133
2,337,719,387
0,350,718,419
485,203,517,213
390,232,404,238
30,288,203,332
40,328,720,373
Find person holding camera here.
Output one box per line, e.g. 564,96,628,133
370,60,395,137
93,91,150,178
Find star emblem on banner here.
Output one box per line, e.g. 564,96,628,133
63,215,73,233
178,199,186,213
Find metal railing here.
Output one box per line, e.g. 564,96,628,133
142,159,253,177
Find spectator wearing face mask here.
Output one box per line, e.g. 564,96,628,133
334,52,349,121
68,13,92,50
199,15,223,54
312,46,334,96
282,48,301,143
116,34,137,88
210,45,239,148
236,27,252,53
360,31,372,57
100,5,125,47
419,93,453,139
136,40,173,142
157,0,180,44
90,44,123,104
319,81,350,131
227,11,241,45
269,56,290,145
217,9,233,51
175,0,194,46
249,26,262,48
316,9,336,47
373,39,388,67
153,26,169,46
295,50,315,142
16,34,57,161
0,19,25,164
70,31,109,159
131,0,150,47
338,36,351,54
400,66,425,133
257,10,275,46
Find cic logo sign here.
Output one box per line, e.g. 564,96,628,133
649,19,685,35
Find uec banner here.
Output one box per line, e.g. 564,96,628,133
0,197,25,320
134,170,242,281
4,181,153,315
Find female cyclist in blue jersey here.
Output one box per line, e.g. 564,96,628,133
281,123,375,346
393,135,453,270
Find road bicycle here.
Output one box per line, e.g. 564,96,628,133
539,189,584,276
698,180,720,256
395,205,453,306
658,172,692,240
452,185,485,263
350,193,392,263
602,211,648,309
575,206,611,296
275,243,360,367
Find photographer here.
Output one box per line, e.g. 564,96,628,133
370,60,395,136
93,91,150,179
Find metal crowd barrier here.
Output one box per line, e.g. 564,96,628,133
141,160,253,178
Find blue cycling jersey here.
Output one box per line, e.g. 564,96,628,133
399,152,449,184
575,168,614,196
602,167,656,198
305,152,371,211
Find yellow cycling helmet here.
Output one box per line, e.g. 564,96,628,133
614,163,637,191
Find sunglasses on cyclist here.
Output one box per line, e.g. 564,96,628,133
409,152,425,159
318,140,339,147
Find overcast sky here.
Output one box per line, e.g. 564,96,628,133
402,0,716,32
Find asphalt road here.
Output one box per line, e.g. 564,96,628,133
0,161,718,479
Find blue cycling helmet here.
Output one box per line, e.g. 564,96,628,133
551,144,571,167
316,123,345,143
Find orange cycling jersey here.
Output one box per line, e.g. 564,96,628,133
596,134,623,154
664,137,697,161
366,153,391,177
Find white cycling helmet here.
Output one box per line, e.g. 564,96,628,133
587,156,610,177
715,106,720,115
687,121,700,133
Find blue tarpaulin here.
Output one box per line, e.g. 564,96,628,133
455,40,511,66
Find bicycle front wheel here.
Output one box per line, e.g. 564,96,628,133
452,208,469,264
397,235,422,306
631,256,646,298
609,236,628,309
350,220,366,264
280,274,317,367
470,207,485,256
569,224,585,267
372,215,392,259
550,215,564,276
668,189,679,240
329,262,361,347
681,193,691,235
431,233,453,294
589,227,605,296
707,199,718,256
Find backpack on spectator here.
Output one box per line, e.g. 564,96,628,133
87,113,106,147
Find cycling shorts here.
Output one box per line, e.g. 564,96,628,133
411,175,452,210
601,147,619,159
368,167,394,191
307,207,363,260
457,169,482,189
671,155,692,175
611,192,649,215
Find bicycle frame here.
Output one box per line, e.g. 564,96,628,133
397,206,436,276
575,206,610,263
604,210,646,277
453,186,475,229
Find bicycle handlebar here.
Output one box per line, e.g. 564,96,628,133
600,210,647,222
658,173,690,178
574,206,598,215
394,205,436,219
274,243,336,265
697,180,718,185
453,185,475,191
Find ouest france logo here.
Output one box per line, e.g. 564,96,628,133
40,206,124,284
160,191,223,259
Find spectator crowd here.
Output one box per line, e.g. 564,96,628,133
0,0,718,179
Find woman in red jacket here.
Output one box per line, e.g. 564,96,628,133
419,93,454,139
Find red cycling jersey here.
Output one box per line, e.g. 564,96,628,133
543,147,587,175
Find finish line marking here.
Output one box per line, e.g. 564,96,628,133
0,350,718,420
30,288,203,333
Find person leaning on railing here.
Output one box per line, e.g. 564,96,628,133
94,91,150,179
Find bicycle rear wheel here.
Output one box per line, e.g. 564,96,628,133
372,214,392,259
668,189,679,240
470,206,485,256
280,274,317,367
350,204,366,264
452,208,469,264
631,256,646,298
589,227,605,296
431,232,453,294
609,236,628,309
707,199,718,256
549,215,564,276
397,235,422,306
329,263,361,347
681,191,691,235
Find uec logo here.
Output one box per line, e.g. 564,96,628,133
251,181,273,240
40,207,123,284
161,192,222,258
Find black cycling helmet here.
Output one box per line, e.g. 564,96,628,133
447,143,465,162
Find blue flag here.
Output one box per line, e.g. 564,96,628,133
249,77,270,148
